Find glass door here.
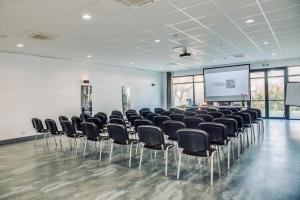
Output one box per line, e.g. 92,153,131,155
267,70,285,118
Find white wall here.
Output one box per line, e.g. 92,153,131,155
0,52,163,141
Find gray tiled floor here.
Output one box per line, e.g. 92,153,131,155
0,120,300,200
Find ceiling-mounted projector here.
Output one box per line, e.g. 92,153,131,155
180,48,191,57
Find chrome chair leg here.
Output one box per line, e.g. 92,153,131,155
139,144,144,170
109,141,114,163
210,153,215,186
177,150,182,179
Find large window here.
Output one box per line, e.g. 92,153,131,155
288,66,300,119
172,75,204,107
250,72,266,117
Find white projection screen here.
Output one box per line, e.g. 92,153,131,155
204,65,250,102
286,82,300,106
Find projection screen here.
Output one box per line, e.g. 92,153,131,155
204,65,250,102
286,82,300,106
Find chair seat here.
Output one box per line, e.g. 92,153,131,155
87,136,109,141
144,143,174,150
67,133,83,138
114,139,139,145
167,136,178,141
183,148,216,157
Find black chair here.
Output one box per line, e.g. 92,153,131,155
141,111,152,118
45,119,64,152
176,129,220,186
234,112,254,145
109,118,126,125
207,108,218,112
109,114,123,119
61,120,83,155
137,125,175,176
162,120,185,141
214,118,241,169
154,108,165,114
59,116,68,128
197,114,214,122
184,111,197,117
71,116,82,132
139,108,150,115
169,113,185,122
186,108,196,112
198,122,230,171
134,119,153,131
96,112,108,124
218,110,232,115
153,115,170,129
208,112,224,118
170,108,184,113
107,124,139,167
87,117,104,132
112,110,123,116
145,112,156,120
195,110,208,115
161,111,174,116
126,109,137,114
249,108,264,134
126,112,137,121
183,117,204,129
32,118,48,147
94,113,107,125
80,113,90,122
244,109,261,139
128,115,143,125
81,122,109,160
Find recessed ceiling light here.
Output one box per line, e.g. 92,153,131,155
214,60,218,63
271,53,276,56
130,61,134,64
263,41,269,45
16,43,24,47
86,55,92,58
82,14,92,20
154,39,161,43
245,19,255,24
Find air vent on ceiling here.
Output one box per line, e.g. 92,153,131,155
26,31,57,41
231,53,245,58
116,0,154,7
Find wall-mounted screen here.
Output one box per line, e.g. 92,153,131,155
204,65,250,102
286,82,300,106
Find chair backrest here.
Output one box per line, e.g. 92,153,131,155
111,110,123,116
32,118,44,132
183,117,204,129
207,108,218,112
59,116,68,122
126,109,137,114
45,119,58,134
249,108,262,118
87,117,104,130
154,108,165,114
128,115,143,124
134,119,153,130
71,116,82,131
169,113,185,121
233,112,251,124
197,114,214,122
161,111,174,116
177,129,210,154
107,124,129,144
139,108,150,115
94,113,107,124
141,111,152,118
81,122,99,140
96,112,108,123
218,110,232,115
80,113,90,122
162,120,185,140
208,112,224,118
126,112,137,120
153,115,171,129
195,110,208,115
224,114,244,129
230,108,240,113
184,111,197,117
186,108,196,112
213,118,238,137
109,114,123,119
145,112,155,120
244,110,258,122
137,125,165,146
198,122,227,145
61,120,76,137
110,118,126,125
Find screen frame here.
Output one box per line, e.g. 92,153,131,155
203,64,251,102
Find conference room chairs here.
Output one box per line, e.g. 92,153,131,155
87,117,105,133
184,111,197,117
32,118,49,147
109,114,123,119
111,110,123,116
134,119,153,131
153,115,170,129
244,109,262,139
183,117,204,129
208,112,224,118
59,116,68,127
71,116,83,132
94,113,107,125
186,108,196,112
107,124,139,168
161,111,174,116
169,108,182,113
81,122,109,161
233,112,255,145
145,112,156,121
162,120,185,142
195,110,208,115
61,120,83,155
218,110,233,115
176,129,221,186
109,118,126,126
249,108,264,134
141,111,152,118
197,114,214,122
139,108,150,115
137,125,175,176
169,113,185,121
198,122,229,171
45,119,64,153
96,112,108,124
126,109,137,114
213,118,241,169
207,108,218,112
80,113,90,122
154,108,165,114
